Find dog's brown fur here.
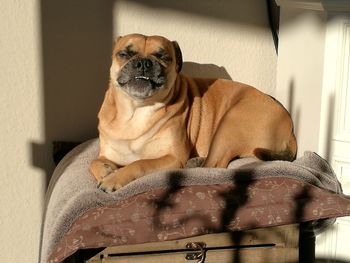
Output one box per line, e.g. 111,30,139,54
90,34,297,192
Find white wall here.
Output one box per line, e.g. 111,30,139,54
114,0,278,94
0,1,277,262
276,7,326,155
0,0,46,262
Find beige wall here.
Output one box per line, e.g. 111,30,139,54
114,0,278,94
0,1,276,262
0,0,45,262
276,7,326,155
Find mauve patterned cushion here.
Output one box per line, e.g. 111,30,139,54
40,139,349,263
49,178,350,263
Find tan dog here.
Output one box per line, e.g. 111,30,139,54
90,33,297,192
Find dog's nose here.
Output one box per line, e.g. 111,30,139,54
135,58,153,70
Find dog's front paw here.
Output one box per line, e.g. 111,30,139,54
97,169,132,193
98,175,123,193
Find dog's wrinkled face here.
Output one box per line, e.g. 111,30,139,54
110,34,182,100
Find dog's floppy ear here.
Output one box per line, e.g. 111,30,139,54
172,41,183,73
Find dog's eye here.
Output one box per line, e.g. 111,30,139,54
153,52,172,63
117,51,130,59
117,50,137,59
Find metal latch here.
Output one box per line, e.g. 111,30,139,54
185,242,206,263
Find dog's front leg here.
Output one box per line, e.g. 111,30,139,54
98,155,183,193
90,157,119,183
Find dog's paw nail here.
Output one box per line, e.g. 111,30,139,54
97,182,119,193
99,186,110,193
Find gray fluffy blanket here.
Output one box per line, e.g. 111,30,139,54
39,139,342,263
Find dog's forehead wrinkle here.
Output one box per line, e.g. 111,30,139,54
125,37,147,54
145,37,170,53
125,44,134,52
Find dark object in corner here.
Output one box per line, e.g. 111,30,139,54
53,141,81,166
63,248,104,263
266,0,280,54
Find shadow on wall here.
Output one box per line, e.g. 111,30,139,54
286,79,335,161
33,0,115,186
287,79,300,141
182,62,232,80
324,93,335,162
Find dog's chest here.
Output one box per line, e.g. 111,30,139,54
101,109,174,166
104,138,150,166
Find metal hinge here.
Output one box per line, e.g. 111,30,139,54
185,242,206,263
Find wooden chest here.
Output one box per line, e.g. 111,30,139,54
86,224,299,263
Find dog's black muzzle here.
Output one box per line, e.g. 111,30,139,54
117,57,167,99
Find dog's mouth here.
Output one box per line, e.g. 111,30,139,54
135,76,150,81
118,74,165,87
117,73,167,99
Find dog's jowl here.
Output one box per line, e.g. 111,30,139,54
90,33,297,192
